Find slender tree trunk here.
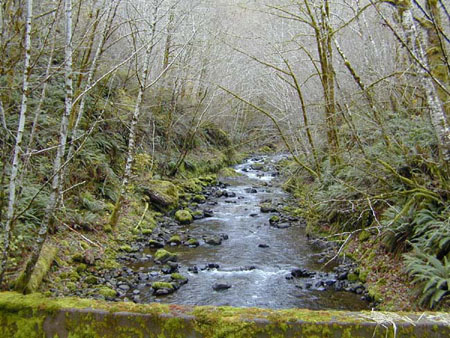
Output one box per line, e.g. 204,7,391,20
110,4,158,227
424,0,450,117
398,3,450,161
0,0,33,286
15,0,73,293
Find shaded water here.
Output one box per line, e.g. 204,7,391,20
129,156,369,310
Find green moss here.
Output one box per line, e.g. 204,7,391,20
142,180,179,210
119,245,133,253
168,235,181,245
151,282,174,290
347,273,359,282
175,210,193,224
185,238,199,247
170,273,187,281
358,231,371,242
142,228,153,235
76,264,87,273
98,287,117,298
269,215,280,223
0,292,450,337
84,275,98,285
66,282,77,291
154,249,177,263
15,244,58,294
193,195,206,203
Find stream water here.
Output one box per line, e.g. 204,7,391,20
127,155,370,310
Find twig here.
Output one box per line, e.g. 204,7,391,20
59,219,103,249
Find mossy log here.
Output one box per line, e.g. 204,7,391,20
14,244,58,294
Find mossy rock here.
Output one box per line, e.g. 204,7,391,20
180,179,203,193
175,210,193,224
347,272,359,282
198,175,217,185
185,238,200,247
269,215,280,224
149,239,164,248
119,245,133,253
193,195,206,203
171,273,188,284
98,286,117,298
85,275,98,285
154,249,178,264
72,253,84,263
76,264,87,273
141,180,179,211
168,235,182,246
151,282,174,290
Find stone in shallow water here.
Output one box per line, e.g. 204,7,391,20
204,236,222,245
258,244,270,248
291,268,315,278
213,282,231,291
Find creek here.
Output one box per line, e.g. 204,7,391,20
121,155,370,310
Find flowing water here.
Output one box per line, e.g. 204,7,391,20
128,155,370,310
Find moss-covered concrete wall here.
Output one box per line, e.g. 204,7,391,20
0,292,449,337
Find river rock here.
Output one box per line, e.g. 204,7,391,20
152,282,175,295
244,188,258,193
276,223,291,229
260,203,276,213
141,180,179,211
168,235,182,246
258,244,270,248
291,268,315,278
184,238,200,247
204,236,222,245
203,209,214,217
149,239,165,248
175,210,193,224
154,249,178,264
213,282,231,291
224,191,236,198
188,266,199,273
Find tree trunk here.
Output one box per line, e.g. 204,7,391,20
398,3,450,161
15,0,73,292
0,0,33,286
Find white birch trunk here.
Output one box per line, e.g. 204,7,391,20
110,4,158,226
0,0,33,284
400,6,450,160
15,0,73,292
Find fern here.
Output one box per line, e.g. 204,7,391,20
405,247,450,308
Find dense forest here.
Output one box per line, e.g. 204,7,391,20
0,0,449,311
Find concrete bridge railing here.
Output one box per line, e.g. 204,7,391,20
1,292,449,337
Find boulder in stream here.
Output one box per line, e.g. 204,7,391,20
204,236,222,246
213,282,232,291
291,268,315,278
154,249,178,264
151,282,175,295
175,209,193,224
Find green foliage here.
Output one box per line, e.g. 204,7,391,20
405,248,450,308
